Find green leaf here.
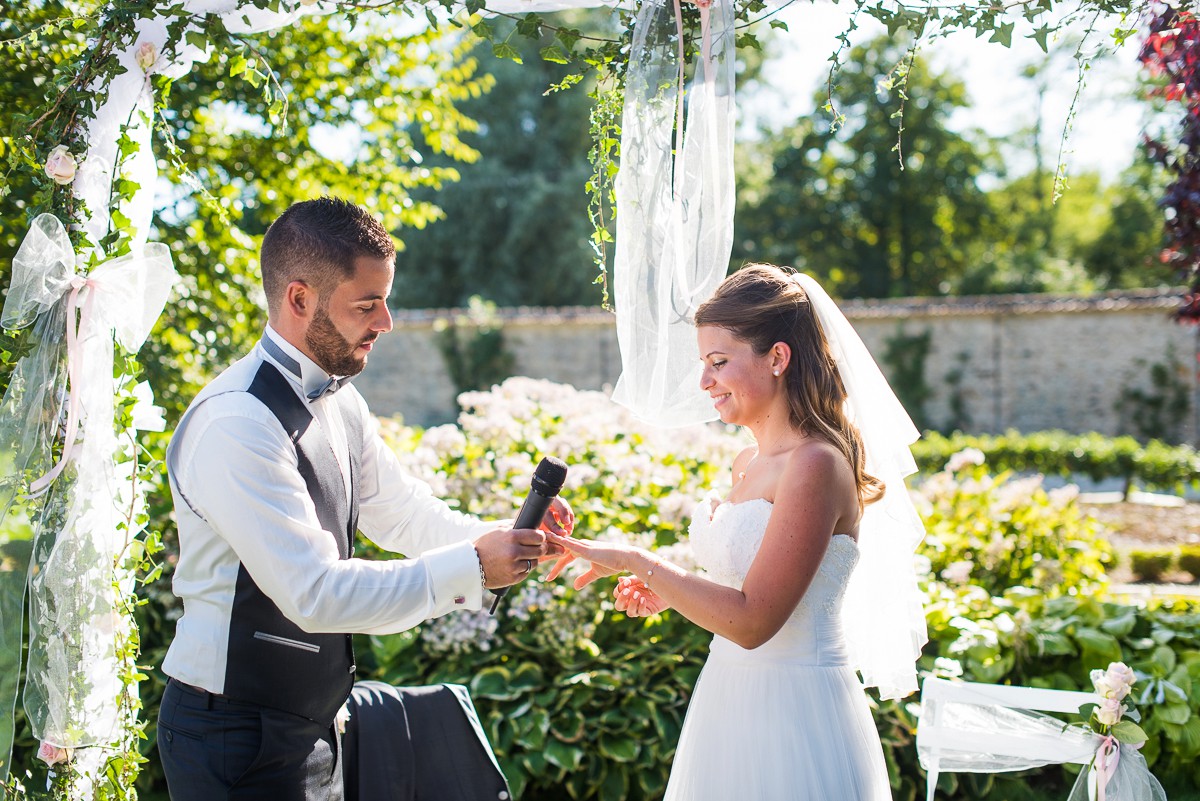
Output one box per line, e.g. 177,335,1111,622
471,666,520,700
511,661,544,691
516,13,543,38
540,45,569,65
492,42,523,64
1074,627,1122,666
471,19,494,40
598,733,640,762
1111,719,1148,745
544,737,584,771
598,765,629,801
769,20,789,32
1155,703,1191,725
1028,24,1051,53
556,27,581,50
989,21,1015,47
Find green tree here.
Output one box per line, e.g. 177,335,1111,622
2,7,493,419
734,36,995,298
391,16,608,309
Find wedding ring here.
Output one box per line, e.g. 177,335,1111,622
523,559,533,574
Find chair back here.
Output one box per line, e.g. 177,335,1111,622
917,676,1101,801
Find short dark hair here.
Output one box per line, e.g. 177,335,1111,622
260,197,396,313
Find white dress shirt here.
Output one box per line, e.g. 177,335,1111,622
162,326,493,694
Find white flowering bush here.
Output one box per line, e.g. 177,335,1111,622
914,450,1113,597
359,381,1193,801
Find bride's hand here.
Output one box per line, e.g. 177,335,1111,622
545,533,641,591
614,576,669,617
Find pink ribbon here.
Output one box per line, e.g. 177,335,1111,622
1095,735,1120,801
29,276,95,497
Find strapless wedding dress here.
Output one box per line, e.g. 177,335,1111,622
664,498,892,800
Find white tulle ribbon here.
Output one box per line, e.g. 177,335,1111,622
0,214,175,770
793,274,927,700
609,0,736,427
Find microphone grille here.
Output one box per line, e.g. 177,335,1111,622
533,456,568,492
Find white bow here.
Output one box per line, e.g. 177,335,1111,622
3,214,175,493
0,213,176,758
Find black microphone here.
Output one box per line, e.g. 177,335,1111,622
488,456,568,614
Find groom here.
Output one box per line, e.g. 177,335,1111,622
156,197,570,800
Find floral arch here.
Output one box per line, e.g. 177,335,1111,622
0,0,1164,798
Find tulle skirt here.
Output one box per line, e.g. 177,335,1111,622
664,641,892,801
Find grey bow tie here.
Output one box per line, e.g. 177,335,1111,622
262,334,352,402
306,375,353,401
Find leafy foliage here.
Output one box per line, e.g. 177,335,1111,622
915,461,1112,598
734,36,996,298
391,18,607,309
912,429,1200,494
1130,549,1177,582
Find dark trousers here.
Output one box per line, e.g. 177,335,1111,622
158,678,344,801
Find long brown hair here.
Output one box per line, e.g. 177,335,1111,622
694,264,885,507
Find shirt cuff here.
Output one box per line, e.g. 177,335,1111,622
424,539,486,614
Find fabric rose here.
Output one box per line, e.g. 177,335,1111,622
1091,662,1136,701
1095,695,1125,727
36,741,71,767
946,447,985,473
135,41,158,72
1105,662,1137,694
43,145,77,185
130,380,166,432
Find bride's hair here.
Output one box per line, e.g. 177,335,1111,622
694,264,885,507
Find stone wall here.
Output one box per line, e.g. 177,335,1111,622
355,288,1200,445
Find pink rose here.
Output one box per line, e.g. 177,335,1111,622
1095,696,1125,727
1106,662,1137,694
135,41,158,72
43,145,77,186
1092,662,1135,700
36,741,71,767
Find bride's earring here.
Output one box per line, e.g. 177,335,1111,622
772,370,780,377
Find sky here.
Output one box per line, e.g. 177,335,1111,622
741,1,1151,183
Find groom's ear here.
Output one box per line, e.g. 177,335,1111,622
283,280,316,321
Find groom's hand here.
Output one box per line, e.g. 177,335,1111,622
474,526,548,589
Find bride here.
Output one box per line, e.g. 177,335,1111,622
548,264,925,800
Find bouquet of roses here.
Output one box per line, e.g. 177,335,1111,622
1079,662,1147,747
1066,662,1164,801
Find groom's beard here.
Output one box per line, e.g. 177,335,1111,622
306,305,368,377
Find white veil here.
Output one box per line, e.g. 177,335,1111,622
795,274,927,701
606,0,926,698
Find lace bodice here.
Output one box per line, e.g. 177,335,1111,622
687,496,860,664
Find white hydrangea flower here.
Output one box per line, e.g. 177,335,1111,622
420,609,499,657
945,447,986,473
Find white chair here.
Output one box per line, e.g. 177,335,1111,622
917,675,1101,801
